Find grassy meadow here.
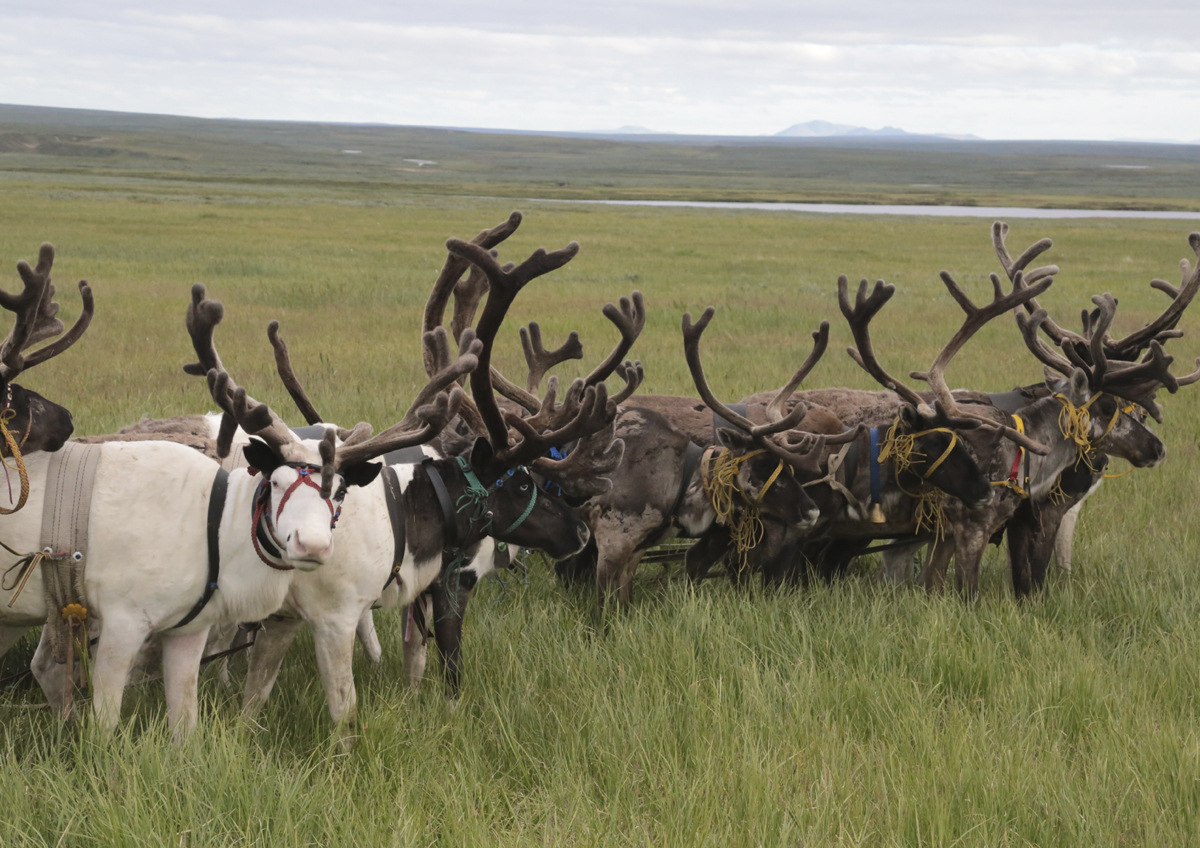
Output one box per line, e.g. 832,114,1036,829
2,168,1200,845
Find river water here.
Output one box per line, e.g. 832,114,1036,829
532,198,1200,220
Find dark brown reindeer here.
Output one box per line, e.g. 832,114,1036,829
0,243,93,464
368,215,635,691
845,246,1176,598
883,224,1194,597
781,271,1045,588
991,226,1200,593
560,306,851,609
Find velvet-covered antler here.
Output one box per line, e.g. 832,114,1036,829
0,243,94,381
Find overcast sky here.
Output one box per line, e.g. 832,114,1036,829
2,2,1198,140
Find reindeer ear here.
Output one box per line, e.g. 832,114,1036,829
340,461,382,488
1068,367,1090,404
715,428,752,450
243,438,283,476
899,405,920,430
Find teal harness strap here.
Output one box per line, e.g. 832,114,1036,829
498,485,537,535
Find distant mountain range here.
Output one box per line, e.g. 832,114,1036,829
775,120,982,141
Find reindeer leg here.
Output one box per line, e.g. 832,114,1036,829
242,616,304,720
356,609,383,665
953,528,991,602
310,616,360,747
400,603,428,689
30,625,72,718
429,580,472,698
89,617,152,732
160,628,210,743
1006,500,1037,599
879,541,923,585
1055,502,1084,574
921,540,952,595
594,520,644,612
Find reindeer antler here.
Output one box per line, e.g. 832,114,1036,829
0,243,94,382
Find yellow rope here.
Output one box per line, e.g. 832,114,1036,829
1046,476,1069,505
877,419,958,539
0,409,30,515
705,449,781,570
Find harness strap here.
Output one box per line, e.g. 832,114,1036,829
250,481,292,570
173,468,229,629
868,427,883,506
422,459,459,549
992,414,1030,498
498,485,538,536
380,465,407,591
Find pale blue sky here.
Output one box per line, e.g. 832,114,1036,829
1,1,1197,140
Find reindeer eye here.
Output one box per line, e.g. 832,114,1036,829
520,484,529,492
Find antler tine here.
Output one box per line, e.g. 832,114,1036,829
446,236,581,454
764,321,829,424
1106,232,1200,358
502,382,614,468
836,276,928,408
0,243,64,380
422,211,523,376
19,279,94,372
683,308,810,437
332,335,481,468
183,284,225,377
521,321,583,393
610,360,644,406
1175,356,1200,387
449,260,491,350
1097,341,1177,422
910,269,1053,411
531,418,626,499
267,321,323,425
992,221,1055,279
1086,293,1118,389
1016,307,1075,375
336,388,465,469
584,291,646,386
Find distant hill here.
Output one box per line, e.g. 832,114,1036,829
776,120,982,142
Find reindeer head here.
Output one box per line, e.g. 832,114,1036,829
0,243,94,457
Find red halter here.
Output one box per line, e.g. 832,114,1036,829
248,465,341,570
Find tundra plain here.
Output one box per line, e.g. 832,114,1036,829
2,116,1200,845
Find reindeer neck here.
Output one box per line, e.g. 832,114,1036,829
1013,396,1087,500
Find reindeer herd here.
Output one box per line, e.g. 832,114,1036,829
0,212,1197,743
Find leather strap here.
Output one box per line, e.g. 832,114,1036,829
380,465,407,591
711,404,748,442
422,458,459,549
173,468,229,629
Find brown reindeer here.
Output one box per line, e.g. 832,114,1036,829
994,226,1200,593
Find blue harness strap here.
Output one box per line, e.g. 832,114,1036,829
868,427,883,508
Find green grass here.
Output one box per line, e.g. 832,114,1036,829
1,173,1200,845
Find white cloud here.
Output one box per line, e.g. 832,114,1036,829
0,4,1197,140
